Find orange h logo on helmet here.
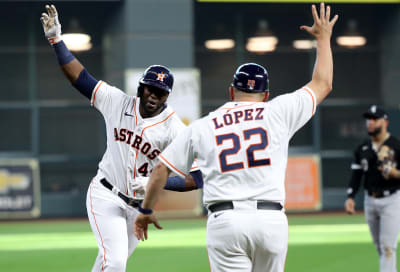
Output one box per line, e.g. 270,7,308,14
247,80,255,90
156,72,167,82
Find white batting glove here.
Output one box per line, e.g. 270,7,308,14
40,4,62,45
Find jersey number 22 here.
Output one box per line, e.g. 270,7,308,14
216,127,270,173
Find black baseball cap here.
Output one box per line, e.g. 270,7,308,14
363,105,388,119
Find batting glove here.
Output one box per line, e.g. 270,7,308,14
40,4,62,45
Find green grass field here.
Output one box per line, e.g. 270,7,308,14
0,213,396,271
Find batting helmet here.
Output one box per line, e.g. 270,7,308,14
139,65,174,93
231,63,269,93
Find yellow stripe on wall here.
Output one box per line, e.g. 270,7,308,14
197,0,400,3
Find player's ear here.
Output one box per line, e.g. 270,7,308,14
229,87,234,101
263,92,270,102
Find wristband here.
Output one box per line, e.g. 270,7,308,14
53,40,75,66
138,203,153,214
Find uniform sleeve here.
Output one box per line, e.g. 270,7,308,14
90,81,129,119
167,115,199,172
158,126,195,178
347,147,364,198
269,86,316,139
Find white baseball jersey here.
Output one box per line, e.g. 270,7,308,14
90,80,194,199
159,86,316,206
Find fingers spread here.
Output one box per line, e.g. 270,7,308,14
320,2,325,22
51,5,58,17
153,220,163,230
326,5,331,21
134,225,144,241
330,14,339,26
300,25,312,35
144,228,148,240
311,4,320,24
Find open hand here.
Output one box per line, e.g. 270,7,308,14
300,3,338,41
134,213,163,241
40,4,62,44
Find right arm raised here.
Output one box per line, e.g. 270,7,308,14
40,5,97,99
301,3,339,105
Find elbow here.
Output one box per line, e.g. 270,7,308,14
325,81,333,94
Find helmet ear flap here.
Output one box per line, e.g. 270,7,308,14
137,85,144,98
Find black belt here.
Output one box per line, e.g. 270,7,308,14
100,178,142,208
368,188,398,199
208,201,283,213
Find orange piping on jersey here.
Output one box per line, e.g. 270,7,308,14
91,81,104,106
302,87,316,115
159,154,186,177
190,166,199,171
133,98,138,126
129,112,176,195
218,102,259,112
89,179,106,271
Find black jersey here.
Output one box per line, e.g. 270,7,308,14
347,135,400,198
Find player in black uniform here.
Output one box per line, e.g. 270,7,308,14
345,105,400,272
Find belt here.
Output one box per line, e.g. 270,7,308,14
208,201,283,213
100,178,142,208
368,188,398,198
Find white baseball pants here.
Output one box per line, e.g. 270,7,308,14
86,178,140,272
206,201,288,272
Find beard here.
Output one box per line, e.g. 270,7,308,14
368,127,382,137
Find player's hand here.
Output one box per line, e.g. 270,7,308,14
134,213,163,241
300,3,339,41
378,161,396,179
40,4,62,44
345,198,355,215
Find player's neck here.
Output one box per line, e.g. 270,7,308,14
139,105,164,118
232,97,263,102
371,131,390,145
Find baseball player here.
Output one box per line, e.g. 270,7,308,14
134,3,338,272
40,5,203,272
345,105,400,272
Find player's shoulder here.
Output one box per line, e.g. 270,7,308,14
356,139,371,153
387,135,400,149
99,81,131,99
158,104,186,128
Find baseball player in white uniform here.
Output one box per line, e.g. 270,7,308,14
40,5,203,272
134,3,338,272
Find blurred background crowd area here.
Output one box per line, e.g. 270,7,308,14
0,0,399,218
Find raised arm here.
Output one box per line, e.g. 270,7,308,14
301,3,339,105
40,4,97,99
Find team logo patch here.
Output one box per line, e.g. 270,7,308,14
156,72,167,82
247,79,255,90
